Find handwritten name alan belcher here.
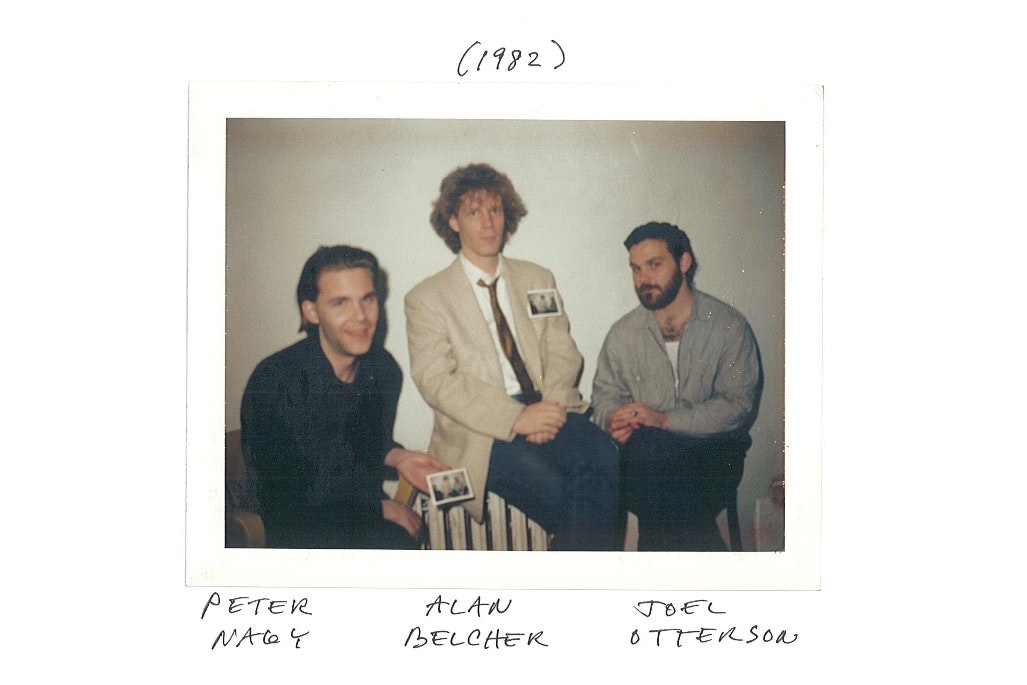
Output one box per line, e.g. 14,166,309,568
404,595,548,649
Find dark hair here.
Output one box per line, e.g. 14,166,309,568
624,221,699,288
430,163,528,254
296,245,383,336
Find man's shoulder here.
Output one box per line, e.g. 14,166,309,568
252,336,313,372
608,305,651,335
693,290,752,327
406,259,461,301
504,256,553,279
244,336,318,393
598,307,653,355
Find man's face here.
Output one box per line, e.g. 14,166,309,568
629,238,688,311
448,189,505,266
301,267,379,363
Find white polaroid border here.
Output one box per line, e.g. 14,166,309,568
187,81,822,590
427,467,475,507
526,288,562,318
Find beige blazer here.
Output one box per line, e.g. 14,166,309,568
404,257,588,521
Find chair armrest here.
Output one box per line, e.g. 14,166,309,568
226,508,266,548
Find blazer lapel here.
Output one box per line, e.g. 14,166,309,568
442,258,508,385
503,261,544,387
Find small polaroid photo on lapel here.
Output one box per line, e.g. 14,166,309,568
526,288,562,318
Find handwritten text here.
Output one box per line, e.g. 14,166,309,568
630,599,798,647
457,40,565,77
202,591,312,650
405,595,547,649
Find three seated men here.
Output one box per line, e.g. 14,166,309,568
238,167,762,552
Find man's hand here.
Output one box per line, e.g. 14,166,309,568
606,402,668,444
381,499,423,539
525,431,557,445
385,448,451,494
512,400,566,445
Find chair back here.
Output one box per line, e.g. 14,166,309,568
224,429,265,547
225,429,244,508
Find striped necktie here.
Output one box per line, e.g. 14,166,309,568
478,277,541,404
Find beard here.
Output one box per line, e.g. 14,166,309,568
637,269,685,311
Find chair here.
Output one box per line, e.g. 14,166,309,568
624,431,748,551
622,487,744,552
224,429,265,548
723,487,743,552
754,475,785,551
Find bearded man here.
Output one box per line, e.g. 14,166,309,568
591,222,763,551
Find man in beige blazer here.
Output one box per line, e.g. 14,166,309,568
405,163,620,551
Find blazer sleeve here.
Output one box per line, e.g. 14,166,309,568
405,283,525,442
532,270,587,411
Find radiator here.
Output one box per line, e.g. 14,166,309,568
419,492,550,551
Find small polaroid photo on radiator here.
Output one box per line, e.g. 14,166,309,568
526,288,562,318
427,467,474,507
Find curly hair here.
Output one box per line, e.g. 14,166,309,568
429,163,528,254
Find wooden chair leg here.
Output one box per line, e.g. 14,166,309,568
726,489,743,552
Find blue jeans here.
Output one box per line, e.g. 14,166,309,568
485,412,620,551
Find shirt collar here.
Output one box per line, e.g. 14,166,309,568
302,333,336,377
459,252,506,287
303,331,372,385
642,289,703,339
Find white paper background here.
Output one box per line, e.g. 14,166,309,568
5,1,1022,680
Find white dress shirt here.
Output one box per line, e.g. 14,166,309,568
459,253,525,397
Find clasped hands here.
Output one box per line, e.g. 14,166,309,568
513,400,567,444
606,402,668,445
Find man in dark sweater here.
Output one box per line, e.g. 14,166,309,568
240,245,448,549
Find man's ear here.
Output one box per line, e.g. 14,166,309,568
300,299,319,326
448,214,461,234
678,252,693,275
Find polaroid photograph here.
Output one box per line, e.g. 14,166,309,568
526,288,562,318
427,468,474,507
187,81,822,590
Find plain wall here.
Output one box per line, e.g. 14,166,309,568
225,118,785,550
